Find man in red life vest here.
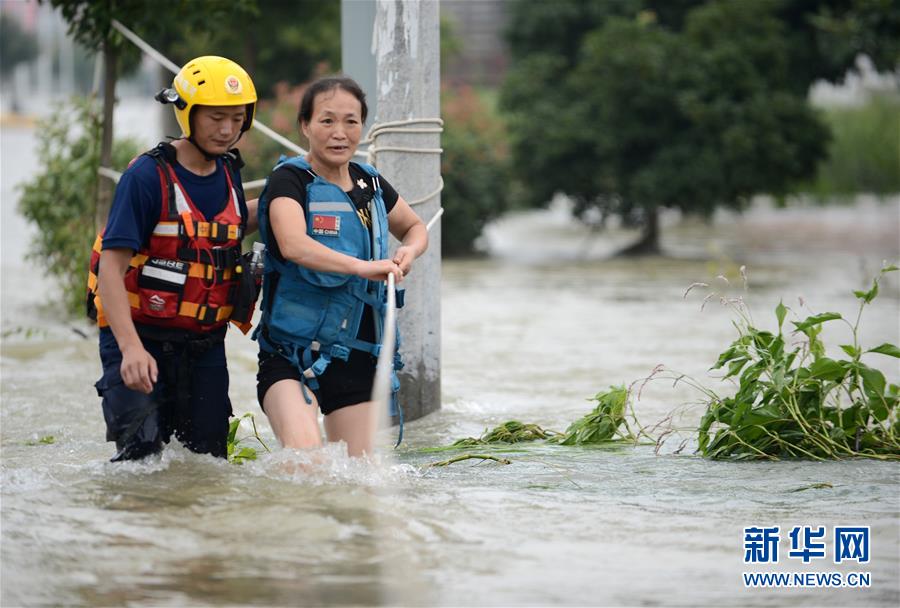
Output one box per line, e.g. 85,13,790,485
87,56,259,461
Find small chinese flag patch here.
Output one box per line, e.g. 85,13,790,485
311,214,340,236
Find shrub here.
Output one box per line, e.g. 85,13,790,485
18,97,141,315
440,85,511,256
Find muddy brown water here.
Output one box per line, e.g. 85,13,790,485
2,125,898,606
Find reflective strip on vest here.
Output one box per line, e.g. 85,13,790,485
152,222,180,236
141,264,188,285
309,201,355,212
173,182,192,214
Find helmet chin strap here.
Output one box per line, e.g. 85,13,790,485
185,131,244,161
186,136,220,161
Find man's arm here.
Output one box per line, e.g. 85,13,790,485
97,248,157,393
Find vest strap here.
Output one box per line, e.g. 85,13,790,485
177,246,241,270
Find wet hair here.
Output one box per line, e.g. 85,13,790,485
298,76,368,125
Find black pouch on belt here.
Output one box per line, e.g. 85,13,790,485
230,252,261,325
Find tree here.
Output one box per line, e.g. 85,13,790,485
164,0,340,98
0,12,39,79
500,0,900,254
0,12,39,112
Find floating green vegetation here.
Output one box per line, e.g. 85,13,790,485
227,413,270,464
690,265,899,461
551,386,640,445
452,420,562,447
421,386,645,466
789,483,834,492
2,326,50,340
427,454,512,467
25,435,56,446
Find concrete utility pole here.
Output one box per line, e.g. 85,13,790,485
344,0,441,422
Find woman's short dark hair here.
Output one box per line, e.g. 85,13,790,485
298,76,368,125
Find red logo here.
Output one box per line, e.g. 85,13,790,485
224,75,242,94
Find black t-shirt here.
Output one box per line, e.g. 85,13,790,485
264,161,400,350
266,162,398,223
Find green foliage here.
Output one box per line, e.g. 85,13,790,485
25,435,56,446
786,0,900,87
552,386,639,444
500,0,899,248
227,413,270,464
695,265,900,460
165,0,339,97
451,421,561,447
440,86,512,255
18,98,141,315
802,94,900,198
0,13,39,79
436,387,641,452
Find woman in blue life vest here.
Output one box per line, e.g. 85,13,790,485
254,76,428,457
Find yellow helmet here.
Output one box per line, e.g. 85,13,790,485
158,56,257,138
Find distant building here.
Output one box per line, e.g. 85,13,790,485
441,0,509,87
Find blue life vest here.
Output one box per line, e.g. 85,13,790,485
254,156,404,434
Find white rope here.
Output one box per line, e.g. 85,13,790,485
251,121,306,157
406,176,443,207
360,117,444,164
243,178,267,190
98,166,122,183
425,206,444,232
111,19,180,73
362,117,444,208
369,204,442,446
370,271,398,439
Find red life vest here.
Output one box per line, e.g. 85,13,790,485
87,145,251,334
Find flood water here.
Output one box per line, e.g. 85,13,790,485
2,122,899,606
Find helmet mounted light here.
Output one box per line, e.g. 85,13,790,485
155,88,187,110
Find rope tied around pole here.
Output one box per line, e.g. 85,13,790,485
359,118,444,207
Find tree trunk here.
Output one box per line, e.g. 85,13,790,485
618,205,661,256
96,40,117,233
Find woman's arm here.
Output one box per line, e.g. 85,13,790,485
387,196,428,275
269,196,402,281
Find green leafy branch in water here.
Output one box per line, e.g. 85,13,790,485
422,386,647,466
427,454,512,467
684,264,900,461
24,435,56,446
227,413,271,465
451,420,562,447
549,385,643,445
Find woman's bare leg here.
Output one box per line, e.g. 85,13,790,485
323,401,376,457
263,379,322,449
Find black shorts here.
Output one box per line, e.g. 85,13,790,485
256,348,375,415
